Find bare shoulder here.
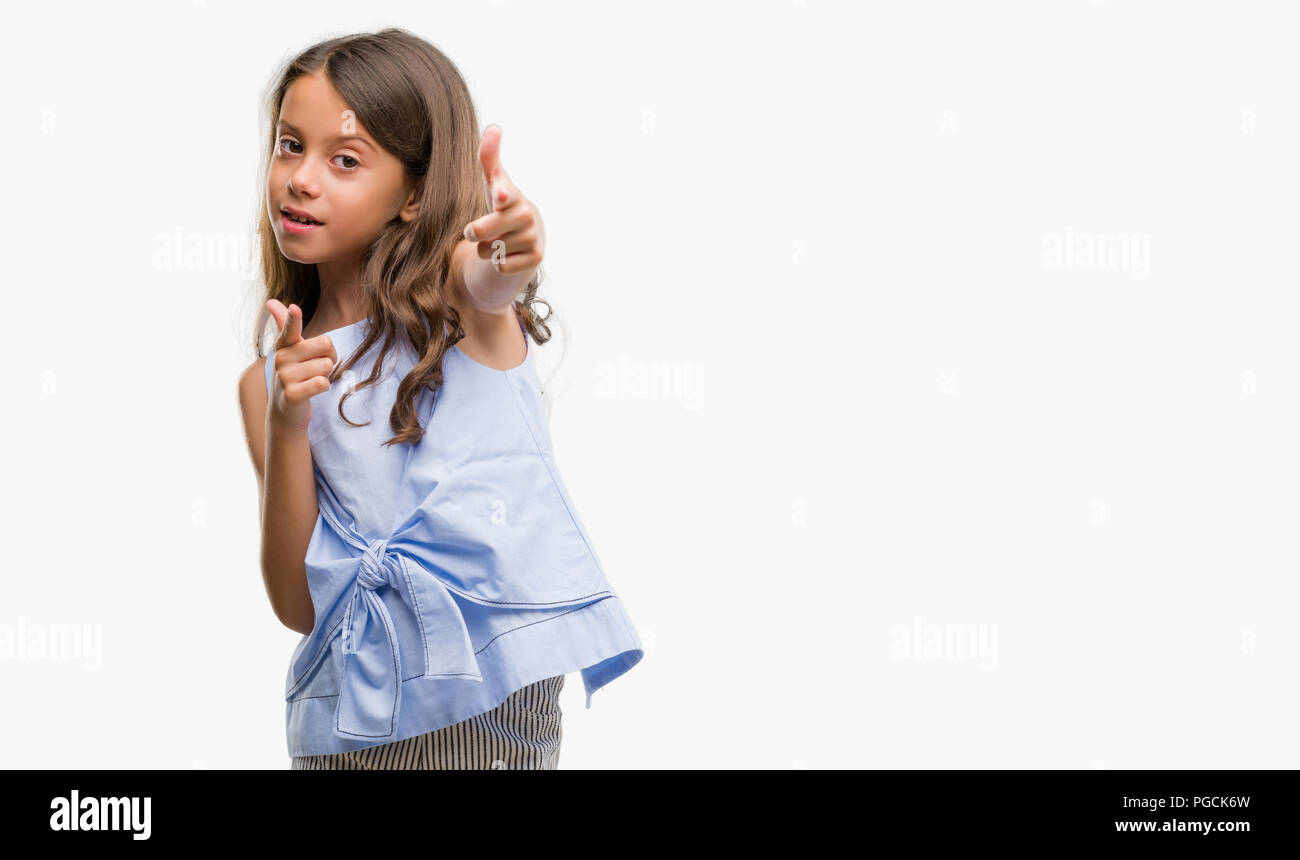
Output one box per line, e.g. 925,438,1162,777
237,355,269,414
237,356,270,481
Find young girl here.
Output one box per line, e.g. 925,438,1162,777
236,28,643,769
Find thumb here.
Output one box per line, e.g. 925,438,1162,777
267,298,287,330
269,299,303,346
477,124,509,209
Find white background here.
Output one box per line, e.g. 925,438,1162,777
2,0,1297,768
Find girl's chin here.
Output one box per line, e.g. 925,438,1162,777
276,244,327,265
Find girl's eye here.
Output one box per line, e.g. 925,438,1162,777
276,137,359,170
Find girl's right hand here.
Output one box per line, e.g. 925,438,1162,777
266,299,339,432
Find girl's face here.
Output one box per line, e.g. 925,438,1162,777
267,72,418,265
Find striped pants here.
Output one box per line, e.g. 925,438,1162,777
290,674,565,770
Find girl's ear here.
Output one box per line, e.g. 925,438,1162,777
397,183,421,223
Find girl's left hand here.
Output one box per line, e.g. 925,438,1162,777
463,124,545,277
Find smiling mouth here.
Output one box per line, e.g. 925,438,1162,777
281,208,322,225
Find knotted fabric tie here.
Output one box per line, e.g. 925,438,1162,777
328,531,483,742
340,538,394,656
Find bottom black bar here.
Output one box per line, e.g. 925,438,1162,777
3,768,1289,847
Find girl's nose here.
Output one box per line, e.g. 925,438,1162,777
288,167,320,197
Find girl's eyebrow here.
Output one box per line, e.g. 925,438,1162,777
277,119,374,151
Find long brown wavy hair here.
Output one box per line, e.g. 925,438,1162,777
251,27,552,446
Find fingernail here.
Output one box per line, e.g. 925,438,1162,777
464,224,477,241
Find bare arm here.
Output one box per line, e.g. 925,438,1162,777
237,356,319,637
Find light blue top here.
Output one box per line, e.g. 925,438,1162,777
264,312,643,757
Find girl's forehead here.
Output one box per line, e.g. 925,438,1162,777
281,74,353,121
